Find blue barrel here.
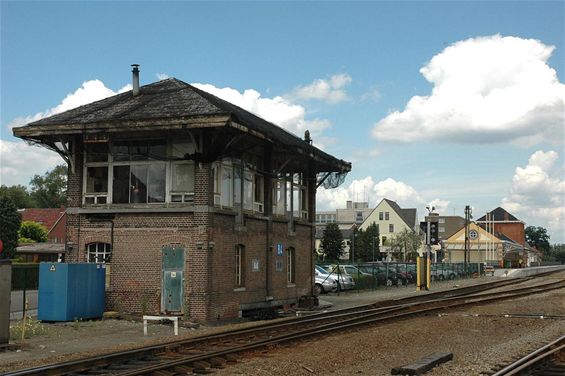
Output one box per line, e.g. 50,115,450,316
38,263,105,321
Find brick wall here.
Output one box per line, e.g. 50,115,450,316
64,146,316,323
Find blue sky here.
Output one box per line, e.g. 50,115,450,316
1,1,564,242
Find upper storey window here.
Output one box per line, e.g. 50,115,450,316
83,138,195,205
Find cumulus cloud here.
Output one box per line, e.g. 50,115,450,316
372,35,565,145
0,140,64,186
288,74,352,104
8,80,132,129
317,176,427,211
156,73,169,80
502,150,565,241
4,80,131,185
193,83,331,143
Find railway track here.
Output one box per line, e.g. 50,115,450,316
5,277,565,376
490,335,565,376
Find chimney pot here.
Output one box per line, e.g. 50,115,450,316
131,64,140,96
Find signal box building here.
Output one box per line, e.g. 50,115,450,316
13,69,350,322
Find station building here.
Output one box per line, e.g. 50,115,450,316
13,68,350,322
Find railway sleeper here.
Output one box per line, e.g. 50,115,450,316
174,365,195,374
192,360,214,374
209,357,227,368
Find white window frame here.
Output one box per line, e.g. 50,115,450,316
87,242,111,264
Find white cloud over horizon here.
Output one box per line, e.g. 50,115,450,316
7,80,132,130
3,78,334,186
192,83,331,144
502,150,565,242
316,176,449,217
287,74,352,104
372,35,565,146
0,140,64,186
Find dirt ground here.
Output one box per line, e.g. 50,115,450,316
1,273,564,375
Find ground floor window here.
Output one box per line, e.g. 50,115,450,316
287,247,295,284
235,244,245,287
87,242,112,263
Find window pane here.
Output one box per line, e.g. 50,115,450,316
130,165,148,203
244,171,253,210
221,165,233,207
86,167,108,193
85,143,108,162
148,164,165,203
148,141,166,160
113,166,130,203
254,175,263,203
234,166,242,204
171,140,196,158
112,141,129,161
171,163,194,192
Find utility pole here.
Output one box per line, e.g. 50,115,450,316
464,205,472,275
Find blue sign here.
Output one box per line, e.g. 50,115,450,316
276,243,284,256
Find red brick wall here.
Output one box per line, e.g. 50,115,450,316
65,150,315,323
494,223,525,245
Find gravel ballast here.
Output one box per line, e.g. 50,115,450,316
1,272,563,375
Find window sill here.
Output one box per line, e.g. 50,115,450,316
233,287,246,292
286,283,296,288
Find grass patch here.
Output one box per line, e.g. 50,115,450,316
10,317,48,340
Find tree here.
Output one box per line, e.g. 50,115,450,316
29,164,68,208
0,184,35,208
389,228,424,262
0,196,21,259
525,226,551,253
549,244,565,265
354,222,380,262
19,221,48,243
320,222,344,260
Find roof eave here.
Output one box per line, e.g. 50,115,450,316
13,115,232,139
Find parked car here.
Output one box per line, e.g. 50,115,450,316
317,265,356,290
314,267,338,294
357,265,400,287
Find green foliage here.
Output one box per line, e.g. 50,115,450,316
389,228,424,262
0,196,21,259
19,221,48,243
320,222,344,260
525,226,550,253
353,222,380,262
546,243,565,264
0,185,35,208
29,164,67,208
10,316,48,340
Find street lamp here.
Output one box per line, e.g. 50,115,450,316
426,205,435,261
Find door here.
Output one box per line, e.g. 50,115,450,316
161,246,184,313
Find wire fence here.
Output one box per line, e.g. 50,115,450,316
316,261,486,292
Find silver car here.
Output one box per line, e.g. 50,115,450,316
317,265,355,291
314,267,338,294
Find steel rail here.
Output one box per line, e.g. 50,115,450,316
115,281,565,376
492,335,565,376
5,278,563,376
5,278,524,376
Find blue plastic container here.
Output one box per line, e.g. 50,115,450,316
38,263,106,321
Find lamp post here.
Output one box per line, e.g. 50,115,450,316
425,205,435,261
351,224,357,264
372,236,375,262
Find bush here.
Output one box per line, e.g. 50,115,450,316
19,221,48,243
0,196,21,259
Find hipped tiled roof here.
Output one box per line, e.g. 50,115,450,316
14,78,350,173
